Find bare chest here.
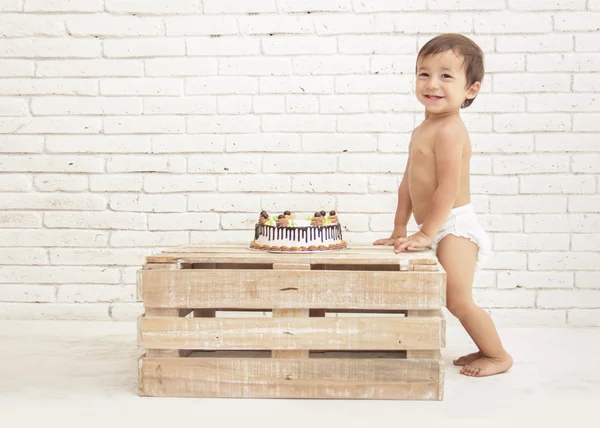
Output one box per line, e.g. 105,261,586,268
408,127,436,167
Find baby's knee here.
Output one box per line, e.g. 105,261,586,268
446,298,478,319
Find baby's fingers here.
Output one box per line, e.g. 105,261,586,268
393,238,409,253
406,240,421,250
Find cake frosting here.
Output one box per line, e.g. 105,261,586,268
250,210,347,251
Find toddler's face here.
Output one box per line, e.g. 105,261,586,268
415,49,480,114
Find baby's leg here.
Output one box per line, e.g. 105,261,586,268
437,235,512,377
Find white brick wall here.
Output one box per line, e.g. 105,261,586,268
0,1,599,327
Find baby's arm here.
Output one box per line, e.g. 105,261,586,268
419,124,463,239
392,156,412,238
374,139,413,246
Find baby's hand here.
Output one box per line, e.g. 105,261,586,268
393,231,432,253
374,226,407,246
373,237,396,246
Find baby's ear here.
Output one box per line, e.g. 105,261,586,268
466,81,481,99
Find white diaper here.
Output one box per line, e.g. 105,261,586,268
420,203,491,271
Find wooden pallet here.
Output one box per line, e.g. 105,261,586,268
137,244,447,400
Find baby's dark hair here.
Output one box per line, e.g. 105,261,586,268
417,34,484,108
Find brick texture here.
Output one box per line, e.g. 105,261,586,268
0,2,598,323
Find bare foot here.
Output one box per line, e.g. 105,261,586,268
460,353,513,377
453,351,482,367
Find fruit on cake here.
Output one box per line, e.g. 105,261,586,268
250,210,347,252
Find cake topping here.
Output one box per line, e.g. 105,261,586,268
284,210,291,215
276,216,289,226
328,210,338,224
258,211,269,225
311,212,324,226
320,210,326,217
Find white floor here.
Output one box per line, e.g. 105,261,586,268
0,321,598,428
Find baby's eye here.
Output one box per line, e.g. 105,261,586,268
442,74,453,79
419,73,429,77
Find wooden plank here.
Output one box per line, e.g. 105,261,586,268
143,263,180,270
331,309,406,315
411,264,439,271
138,269,445,310
147,255,417,265
189,254,422,265
407,309,446,348
137,314,143,348
145,308,193,317
271,309,310,358
271,262,311,358
139,317,442,351
404,309,444,361
139,356,443,400
138,264,178,299
145,245,437,265
136,270,143,301
407,350,441,359
143,309,192,358
161,243,422,254
409,258,437,265
187,350,407,359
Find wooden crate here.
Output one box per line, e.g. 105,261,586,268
137,244,447,400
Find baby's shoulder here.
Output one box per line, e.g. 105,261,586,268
434,117,469,144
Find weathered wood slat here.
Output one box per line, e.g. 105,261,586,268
271,262,311,358
138,317,442,351
412,265,439,271
138,269,445,310
147,255,422,265
409,258,437,265
407,350,441,358
270,309,310,358
145,245,437,265
407,309,446,348
138,356,444,400
143,263,181,270
154,243,410,254
188,350,406,358
142,309,193,357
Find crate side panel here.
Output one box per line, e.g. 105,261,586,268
139,269,444,310
139,357,442,400
139,316,442,351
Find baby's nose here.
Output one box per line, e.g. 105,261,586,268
426,78,440,89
